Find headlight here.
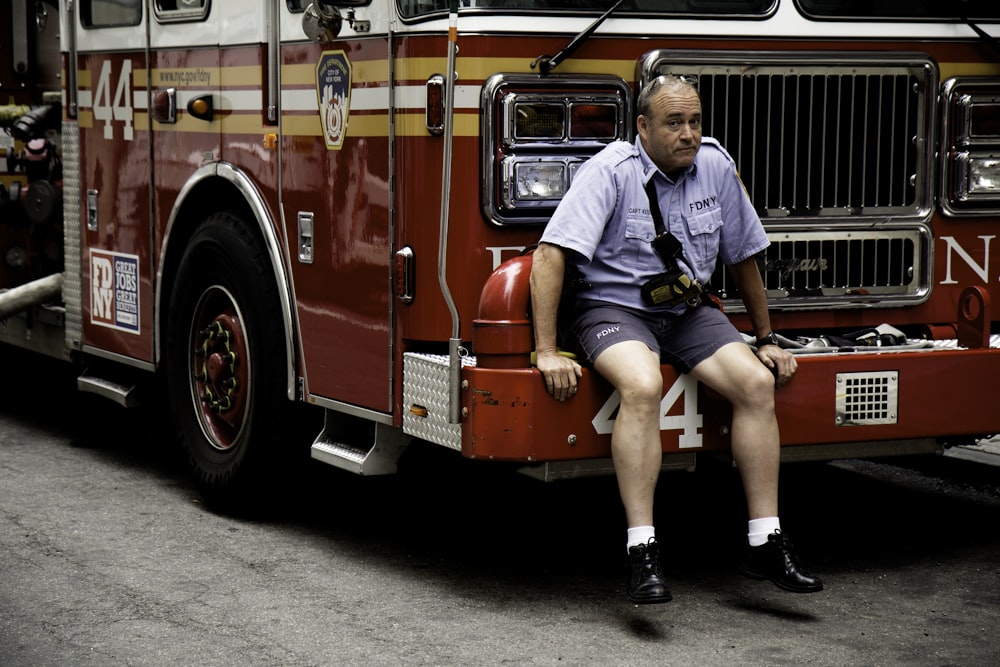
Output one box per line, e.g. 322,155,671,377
482,74,631,225
569,103,619,140
954,153,1000,202
514,160,566,200
501,157,587,210
941,79,1000,216
514,103,565,141
956,95,1000,145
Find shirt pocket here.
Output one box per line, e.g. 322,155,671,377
683,207,723,274
623,214,658,270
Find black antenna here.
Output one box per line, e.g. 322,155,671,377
532,0,627,75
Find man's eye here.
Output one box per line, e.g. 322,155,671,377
690,119,702,128
666,120,681,130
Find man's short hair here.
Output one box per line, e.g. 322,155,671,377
636,74,699,118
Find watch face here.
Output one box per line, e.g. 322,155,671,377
758,333,777,346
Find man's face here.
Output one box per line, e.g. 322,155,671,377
637,87,702,177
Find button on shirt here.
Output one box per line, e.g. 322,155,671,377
539,136,769,312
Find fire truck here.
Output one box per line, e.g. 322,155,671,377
1,0,999,507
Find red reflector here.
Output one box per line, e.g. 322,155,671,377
394,246,415,303
426,75,444,135
151,89,176,124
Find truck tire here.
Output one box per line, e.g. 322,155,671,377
165,211,290,512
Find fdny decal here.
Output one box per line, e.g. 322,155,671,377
316,51,351,150
91,250,140,334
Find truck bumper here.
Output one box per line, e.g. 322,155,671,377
459,343,1000,462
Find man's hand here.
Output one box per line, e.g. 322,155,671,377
756,344,797,386
535,348,583,401
530,243,582,401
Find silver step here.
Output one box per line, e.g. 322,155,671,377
77,372,142,408
310,410,411,476
944,438,1000,467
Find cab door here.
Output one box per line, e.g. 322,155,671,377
75,0,151,362
278,2,393,413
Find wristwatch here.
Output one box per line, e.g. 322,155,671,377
755,331,779,348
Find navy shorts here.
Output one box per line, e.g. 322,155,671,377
564,299,746,373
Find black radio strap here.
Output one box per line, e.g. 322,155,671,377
643,178,689,269
642,177,719,309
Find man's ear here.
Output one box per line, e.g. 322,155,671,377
636,114,648,139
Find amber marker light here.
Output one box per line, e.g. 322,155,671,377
186,95,214,121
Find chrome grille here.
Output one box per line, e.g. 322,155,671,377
711,227,931,307
639,51,936,219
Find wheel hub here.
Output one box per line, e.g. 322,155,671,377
194,312,249,450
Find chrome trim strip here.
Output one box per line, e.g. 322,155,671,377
306,394,394,426
82,344,157,372
155,162,297,400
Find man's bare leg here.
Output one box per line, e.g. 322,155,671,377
691,341,823,593
593,341,664,528
593,340,673,603
689,341,779,518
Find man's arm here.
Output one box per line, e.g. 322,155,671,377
728,255,797,385
530,242,582,401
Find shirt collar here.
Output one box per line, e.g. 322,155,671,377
635,136,698,186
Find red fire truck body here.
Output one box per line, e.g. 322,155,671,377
1,0,999,498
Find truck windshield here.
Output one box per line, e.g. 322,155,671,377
397,1,775,21
797,0,1000,20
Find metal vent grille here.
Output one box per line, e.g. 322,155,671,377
643,52,936,219
835,371,898,426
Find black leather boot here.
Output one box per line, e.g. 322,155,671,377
626,538,672,604
738,530,824,593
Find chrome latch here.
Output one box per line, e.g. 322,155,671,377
298,211,314,263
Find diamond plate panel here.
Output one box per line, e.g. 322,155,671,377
61,121,82,350
402,352,476,451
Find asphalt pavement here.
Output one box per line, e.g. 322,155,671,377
1,350,999,666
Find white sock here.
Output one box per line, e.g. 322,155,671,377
748,517,781,547
626,525,656,552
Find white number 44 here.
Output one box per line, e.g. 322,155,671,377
592,374,703,448
93,60,134,141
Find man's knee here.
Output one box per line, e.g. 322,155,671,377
735,362,777,410
601,359,663,408
593,340,663,408
749,361,776,393
619,371,663,408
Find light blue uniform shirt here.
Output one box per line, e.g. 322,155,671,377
539,136,769,312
